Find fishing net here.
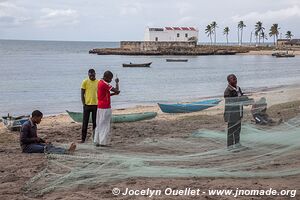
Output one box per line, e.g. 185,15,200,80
23,96,300,197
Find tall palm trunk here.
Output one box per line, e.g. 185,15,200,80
240,28,243,45
226,34,228,44
237,28,240,45
214,31,217,45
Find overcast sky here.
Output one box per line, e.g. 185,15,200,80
0,0,300,42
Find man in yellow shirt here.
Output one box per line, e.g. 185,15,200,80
81,69,98,143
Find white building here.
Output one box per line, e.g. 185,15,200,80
144,27,199,42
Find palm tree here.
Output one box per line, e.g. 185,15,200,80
285,31,293,40
205,25,213,45
254,30,259,45
269,24,280,45
211,21,218,45
255,21,265,44
238,21,246,45
261,31,267,44
223,27,230,44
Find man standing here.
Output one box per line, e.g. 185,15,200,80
224,74,252,149
81,69,98,143
94,71,120,147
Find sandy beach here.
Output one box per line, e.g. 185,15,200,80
1,84,300,200
239,50,300,55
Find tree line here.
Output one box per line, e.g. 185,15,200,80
204,21,294,45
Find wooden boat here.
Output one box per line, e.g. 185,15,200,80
166,59,188,62
272,51,295,57
275,53,295,58
158,99,221,113
1,115,29,131
122,62,152,67
66,110,157,123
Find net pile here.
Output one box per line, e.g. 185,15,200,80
23,116,300,196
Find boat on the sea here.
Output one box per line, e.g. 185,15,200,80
272,51,295,57
275,53,295,58
1,114,29,131
166,59,188,62
66,110,157,123
158,99,221,113
122,62,152,67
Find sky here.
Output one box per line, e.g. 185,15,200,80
0,0,300,42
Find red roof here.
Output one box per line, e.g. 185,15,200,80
165,27,173,30
181,27,190,30
164,27,197,31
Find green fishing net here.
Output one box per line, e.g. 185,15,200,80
23,98,300,197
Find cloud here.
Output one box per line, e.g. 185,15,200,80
120,2,142,16
175,2,193,15
36,8,79,28
232,5,300,23
176,16,195,26
0,2,30,27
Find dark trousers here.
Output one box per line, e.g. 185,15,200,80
253,114,272,125
227,121,241,147
82,105,97,142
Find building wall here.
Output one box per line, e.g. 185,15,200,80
121,41,197,51
144,29,198,42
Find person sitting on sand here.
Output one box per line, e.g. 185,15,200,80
251,97,282,125
20,110,76,154
224,74,253,150
94,71,120,147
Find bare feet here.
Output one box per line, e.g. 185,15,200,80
67,143,76,153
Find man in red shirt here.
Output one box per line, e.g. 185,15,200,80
94,71,120,146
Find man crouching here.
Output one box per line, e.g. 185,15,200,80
20,110,76,154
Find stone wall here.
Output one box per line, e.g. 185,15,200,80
120,41,197,51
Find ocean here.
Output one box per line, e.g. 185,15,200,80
0,39,300,116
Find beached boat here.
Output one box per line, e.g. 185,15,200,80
1,115,29,131
166,59,188,62
66,110,157,123
158,99,221,113
122,62,152,67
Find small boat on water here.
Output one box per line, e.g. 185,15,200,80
166,59,188,62
66,110,157,123
122,62,152,67
158,99,221,113
272,51,295,58
1,114,29,131
275,53,295,58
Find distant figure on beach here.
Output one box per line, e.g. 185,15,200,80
81,69,98,143
94,71,120,147
20,110,76,154
251,97,282,125
224,74,252,150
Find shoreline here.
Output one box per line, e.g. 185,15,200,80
38,83,300,117
239,50,300,55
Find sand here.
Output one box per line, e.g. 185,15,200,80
239,50,300,55
0,85,300,200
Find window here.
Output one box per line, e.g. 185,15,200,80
185,33,188,38
155,37,158,41
177,33,180,37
